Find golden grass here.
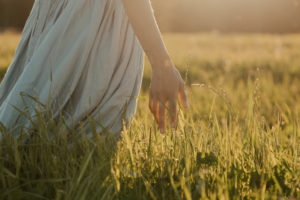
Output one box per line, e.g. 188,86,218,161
0,32,299,199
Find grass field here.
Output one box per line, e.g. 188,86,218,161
0,31,299,199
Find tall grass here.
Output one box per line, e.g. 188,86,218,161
0,32,299,199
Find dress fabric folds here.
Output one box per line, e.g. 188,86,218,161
0,0,145,137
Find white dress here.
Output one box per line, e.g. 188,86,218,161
0,0,144,138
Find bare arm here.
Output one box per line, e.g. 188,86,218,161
122,0,168,67
122,0,188,133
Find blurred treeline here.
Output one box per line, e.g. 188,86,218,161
0,0,34,29
1,0,300,33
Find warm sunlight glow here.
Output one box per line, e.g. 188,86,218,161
152,0,300,33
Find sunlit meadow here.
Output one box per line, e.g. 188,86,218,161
0,31,299,199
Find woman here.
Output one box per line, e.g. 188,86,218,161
0,0,188,137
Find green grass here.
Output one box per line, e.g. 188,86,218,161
0,31,299,199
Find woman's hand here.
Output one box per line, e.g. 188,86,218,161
149,62,188,133
121,0,188,132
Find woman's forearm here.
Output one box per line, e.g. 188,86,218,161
121,0,171,69
122,0,188,132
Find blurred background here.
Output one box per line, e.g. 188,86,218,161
1,0,300,33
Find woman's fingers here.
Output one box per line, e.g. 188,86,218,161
149,83,187,133
150,92,182,132
153,100,159,124
158,102,166,133
178,84,189,108
149,96,154,113
150,98,163,126
169,98,177,128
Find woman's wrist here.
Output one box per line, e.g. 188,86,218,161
147,50,173,70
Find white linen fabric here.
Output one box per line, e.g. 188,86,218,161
0,0,144,137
